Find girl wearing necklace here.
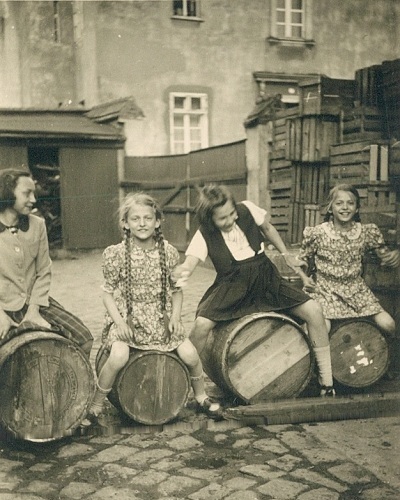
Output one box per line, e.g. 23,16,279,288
298,183,399,336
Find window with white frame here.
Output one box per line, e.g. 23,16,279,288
270,0,313,44
172,0,200,18
169,93,208,154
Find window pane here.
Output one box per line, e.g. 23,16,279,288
174,142,185,154
190,142,202,151
191,97,201,110
276,25,286,38
173,0,183,16
291,25,303,37
174,97,185,109
291,12,303,24
190,129,201,141
174,115,184,127
277,11,286,22
174,129,184,141
187,0,197,17
292,0,303,10
277,0,285,8
190,115,200,127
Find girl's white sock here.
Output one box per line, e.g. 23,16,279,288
314,345,334,387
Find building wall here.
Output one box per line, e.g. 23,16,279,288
1,0,400,155
0,1,76,107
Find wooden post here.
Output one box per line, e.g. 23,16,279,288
245,122,272,212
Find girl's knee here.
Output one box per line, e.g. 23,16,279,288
375,312,396,336
294,299,324,322
109,341,130,369
193,317,214,333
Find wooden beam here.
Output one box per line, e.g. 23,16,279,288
224,392,400,426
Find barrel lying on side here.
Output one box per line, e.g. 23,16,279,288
0,332,95,442
330,319,389,388
96,346,191,425
200,312,314,404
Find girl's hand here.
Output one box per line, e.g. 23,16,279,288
302,276,317,293
0,310,19,340
172,265,190,288
168,315,184,336
115,319,133,342
23,307,51,329
282,253,307,271
379,249,400,268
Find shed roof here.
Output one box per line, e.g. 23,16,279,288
85,96,145,123
0,109,125,142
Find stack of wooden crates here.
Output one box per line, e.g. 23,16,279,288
268,61,400,248
269,76,353,243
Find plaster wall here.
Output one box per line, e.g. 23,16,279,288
92,0,400,155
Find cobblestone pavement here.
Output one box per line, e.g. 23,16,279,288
0,250,400,500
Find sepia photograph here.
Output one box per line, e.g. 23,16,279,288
0,1,399,499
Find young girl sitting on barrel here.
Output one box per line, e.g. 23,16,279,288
172,184,335,397
297,184,399,342
0,168,93,356
82,192,222,426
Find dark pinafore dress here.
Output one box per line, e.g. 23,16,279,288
196,204,310,322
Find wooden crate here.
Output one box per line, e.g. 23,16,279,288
389,143,400,181
285,116,340,162
381,59,400,139
299,76,355,116
304,203,321,227
288,163,328,243
358,184,397,243
354,65,384,109
341,107,384,142
330,141,389,185
269,159,296,240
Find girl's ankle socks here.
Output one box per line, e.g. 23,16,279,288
89,384,112,416
313,345,334,387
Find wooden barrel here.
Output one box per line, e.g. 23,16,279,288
330,320,389,388
0,331,95,442
96,346,191,425
200,312,314,404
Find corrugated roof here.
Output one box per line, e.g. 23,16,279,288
0,110,125,141
85,97,145,122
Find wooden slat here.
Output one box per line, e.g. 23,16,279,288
224,392,400,425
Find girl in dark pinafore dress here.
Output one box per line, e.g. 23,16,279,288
173,184,335,396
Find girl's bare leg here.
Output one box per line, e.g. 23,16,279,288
84,341,130,422
177,338,222,418
373,311,395,336
189,316,216,354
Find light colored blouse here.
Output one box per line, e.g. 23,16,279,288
186,200,267,262
0,215,51,311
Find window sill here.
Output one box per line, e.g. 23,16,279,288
171,15,204,22
267,36,315,48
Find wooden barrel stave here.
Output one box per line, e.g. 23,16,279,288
96,347,191,425
201,312,314,404
0,332,94,442
330,319,389,388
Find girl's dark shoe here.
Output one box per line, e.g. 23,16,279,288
197,397,224,420
320,385,336,397
79,412,99,428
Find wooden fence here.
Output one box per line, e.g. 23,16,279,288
121,140,247,251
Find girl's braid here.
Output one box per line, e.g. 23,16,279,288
123,227,133,315
155,226,168,312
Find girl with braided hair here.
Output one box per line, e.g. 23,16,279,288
82,192,222,425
